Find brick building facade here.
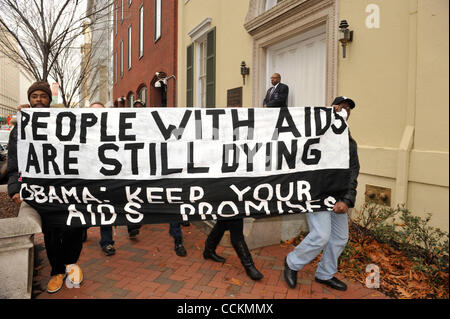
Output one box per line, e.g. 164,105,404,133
113,0,177,107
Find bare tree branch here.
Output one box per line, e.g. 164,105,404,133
0,0,114,107
0,0,113,77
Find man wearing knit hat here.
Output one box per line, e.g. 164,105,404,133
17,81,52,111
7,81,84,294
28,81,52,106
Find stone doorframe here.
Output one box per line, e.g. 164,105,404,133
244,0,338,107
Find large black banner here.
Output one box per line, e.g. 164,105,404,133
17,107,350,227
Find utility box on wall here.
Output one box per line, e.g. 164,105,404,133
365,184,391,206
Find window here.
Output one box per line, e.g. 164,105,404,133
114,51,117,83
139,4,144,58
114,2,117,35
197,37,207,107
193,28,215,108
128,25,132,69
154,0,161,42
121,0,124,23
186,19,213,107
120,40,123,78
138,86,147,106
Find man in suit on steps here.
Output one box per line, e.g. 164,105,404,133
263,73,289,108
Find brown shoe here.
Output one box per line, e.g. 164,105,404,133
47,274,66,293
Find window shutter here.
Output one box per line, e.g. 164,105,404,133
206,27,216,108
186,44,194,107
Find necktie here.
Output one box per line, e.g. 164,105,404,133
268,87,275,100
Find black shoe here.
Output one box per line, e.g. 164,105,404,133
315,276,347,291
244,264,264,281
284,258,298,289
203,250,226,263
203,225,226,263
102,244,116,256
128,229,139,239
174,243,187,257
232,240,264,281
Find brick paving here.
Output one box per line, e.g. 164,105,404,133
32,223,389,299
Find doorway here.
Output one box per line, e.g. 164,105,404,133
266,24,327,107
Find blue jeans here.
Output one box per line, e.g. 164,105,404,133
99,224,180,247
99,226,114,248
286,210,349,280
169,222,182,239
99,225,140,247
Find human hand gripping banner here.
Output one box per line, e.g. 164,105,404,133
17,107,350,228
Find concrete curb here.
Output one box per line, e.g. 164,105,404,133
0,193,42,298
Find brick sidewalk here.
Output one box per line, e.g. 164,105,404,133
32,223,389,299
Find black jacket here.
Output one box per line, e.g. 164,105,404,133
339,133,360,208
7,125,20,198
263,83,289,107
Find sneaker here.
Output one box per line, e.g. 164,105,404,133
47,274,66,293
66,264,83,286
102,244,116,256
128,229,139,239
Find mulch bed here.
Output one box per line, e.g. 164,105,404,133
0,191,20,219
287,224,449,299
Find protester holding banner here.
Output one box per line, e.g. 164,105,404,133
283,96,359,292
113,100,142,239
92,101,188,257
7,81,84,294
86,102,116,255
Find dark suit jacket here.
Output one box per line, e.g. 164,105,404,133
263,82,289,107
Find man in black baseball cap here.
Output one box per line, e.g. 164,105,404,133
284,95,360,292
332,96,355,119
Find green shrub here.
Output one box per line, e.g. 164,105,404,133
352,202,449,285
